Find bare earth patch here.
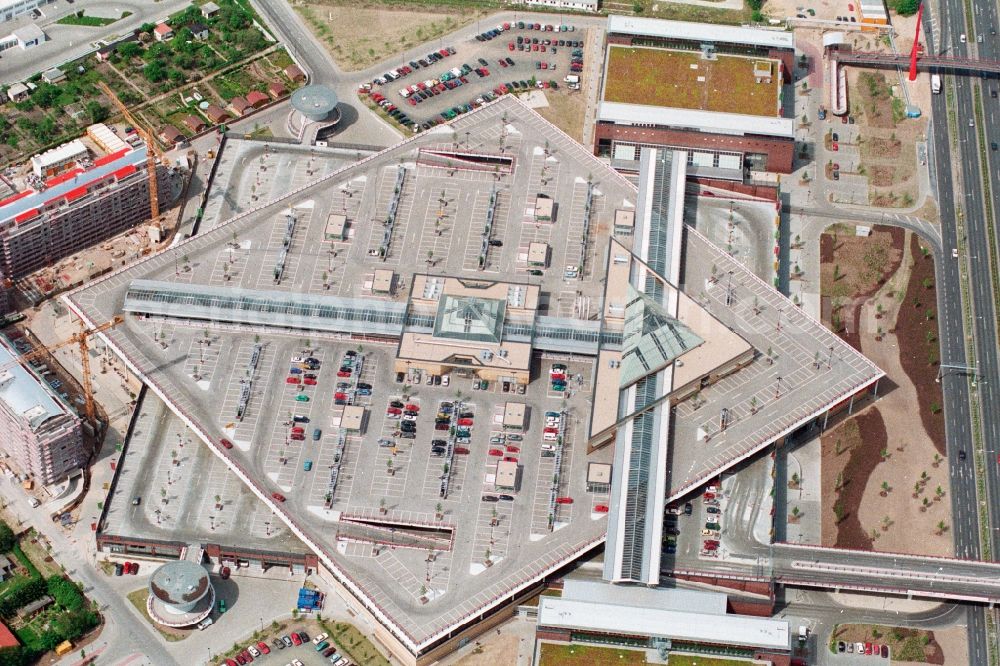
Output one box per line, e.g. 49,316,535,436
293,1,490,72
533,88,587,143
819,227,952,555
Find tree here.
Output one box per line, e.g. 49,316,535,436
85,101,108,124
143,60,168,83
880,481,890,497
119,41,142,59
0,522,14,553
892,0,921,16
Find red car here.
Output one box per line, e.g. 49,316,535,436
290,433,305,441
703,492,715,500
286,376,300,384
544,427,559,434
335,392,349,400
831,141,839,151
386,407,401,415
555,497,574,504
303,378,317,385
290,633,302,646
406,404,420,411
257,641,270,655
508,42,515,50
435,423,449,430
337,370,351,377
131,562,140,575
235,654,247,665
457,418,474,426
220,438,233,449
271,492,286,503
594,504,609,513
503,456,518,463
454,447,470,454
220,566,231,579
703,542,718,551
505,446,520,453
488,449,504,457
550,373,566,381
123,561,132,574
225,660,238,666
291,427,304,434
865,642,873,655
241,649,253,663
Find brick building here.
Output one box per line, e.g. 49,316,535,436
0,336,84,486
0,147,159,279
597,16,796,176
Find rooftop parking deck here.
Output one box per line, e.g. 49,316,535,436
68,96,629,652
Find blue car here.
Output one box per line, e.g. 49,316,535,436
289,367,302,374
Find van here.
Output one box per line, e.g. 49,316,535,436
197,617,214,630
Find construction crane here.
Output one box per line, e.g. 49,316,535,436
95,81,162,220
1,316,123,431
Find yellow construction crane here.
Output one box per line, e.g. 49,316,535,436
1,316,123,431
95,81,161,220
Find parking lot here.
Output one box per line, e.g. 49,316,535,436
360,20,587,130
72,96,628,647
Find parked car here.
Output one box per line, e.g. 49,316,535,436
555,497,574,504
220,438,234,449
271,492,286,502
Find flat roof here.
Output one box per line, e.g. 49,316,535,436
527,242,548,265
563,578,727,614
614,209,635,229
598,101,796,139
604,46,782,118
502,401,526,427
586,462,611,484
1,146,146,224
67,96,631,655
12,24,44,42
372,269,394,293
538,597,790,651
31,139,87,169
495,460,517,488
0,336,74,431
606,15,795,50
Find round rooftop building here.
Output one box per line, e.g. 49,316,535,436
146,560,214,627
291,84,341,124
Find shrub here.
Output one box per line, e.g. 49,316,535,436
47,576,86,612
0,523,14,553
0,578,47,618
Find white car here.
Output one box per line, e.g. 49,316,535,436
248,646,261,658
291,356,305,363
312,632,329,645
543,432,558,442
292,660,305,666
402,414,417,422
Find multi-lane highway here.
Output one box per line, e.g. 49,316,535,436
922,0,1000,662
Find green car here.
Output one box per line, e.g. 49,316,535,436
551,384,566,391
218,598,227,613
303,460,313,471
528,270,543,276
706,522,721,531
295,394,310,402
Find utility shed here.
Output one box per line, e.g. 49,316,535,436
502,402,526,430
495,460,518,489
534,196,554,222
527,242,548,267
325,213,346,241
614,209,635,234
372,269,394,294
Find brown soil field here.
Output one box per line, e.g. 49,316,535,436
534,88,587,143
894,235,945,454
820,224,905,350
821,407,885,550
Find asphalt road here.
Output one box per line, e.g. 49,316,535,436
923,0,999,662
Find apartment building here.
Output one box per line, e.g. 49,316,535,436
0,147,157,278
0,336,84,486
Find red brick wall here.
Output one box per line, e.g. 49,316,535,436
691,177,780,202
594,124,795,174
768,49,795,82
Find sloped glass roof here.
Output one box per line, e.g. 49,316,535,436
619,283,701,388
432,295,506,344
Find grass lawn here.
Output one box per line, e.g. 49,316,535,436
56,12,124,27
126,588,190,642
19,538,63,579
539,643,650,665
320,620,390,666
627,0,748,24
603,46,780,118
294,0,491,72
